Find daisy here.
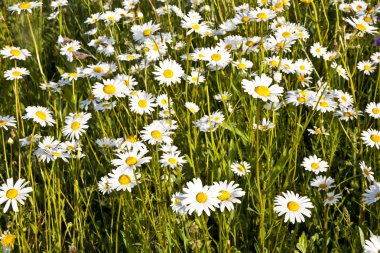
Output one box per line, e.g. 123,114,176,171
60,40,80,62
357,61,376,75
232,58,253,72
83,62,112,79
363,182,380,205
365,102,380,118
98,176,112,195
301,155,329,174
171,192,186,215
92,78,126,100
94,101,117,111
251,7,276,22
231,161,251,176
0,178,33,213
242,74,284,102
8,2,42,14
324,192,341,206
307,126,329,136
19,134,41,147
140,121,173,145
129,91,156,115
274,191,314,224
185,102,200,114
361,129,380,149
108,168,140,192
370,52,380,64
360,161,374,182
364,234,380,253
0,230,17,250
4,67,29,80
187,69,205,85
214,92,232,102
253,118,275,131
0,46,31,60
211,181,245,212
294,59,313,76
62,116,90,140
331,62,349,80
204,47,232,70
310,176,335,191
310,42,327,58
111,148,151,170
159,151,187,169
131,21,160,43
0,115,16,130
153,59,184,86
23,106,55,127
345,17,377,34
333,107,361,121
181,178,220,216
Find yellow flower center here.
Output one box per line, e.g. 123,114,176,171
218,190,231,201
19,2,31,9
211,53,222,61
282,31,291,38
287,201,300,211
237,165,245,172
67,46,75,52
297,97,307,103
196,192,208,203
320,101,329,108
6,189,18,199
103,84,116,95
35,111,47,120
93,66,103,73
326,196,334,201
237,63,247,69
191,24,200,30
143,29,152,36
356,24,367,31
257,12,268,20
69,72,77,77
364,168,370,175
125,157,138,166
311,162,319,169
319,183,327,189
126,135,137,142
299,65,306,71
161,99,167,105
151,130,162,139
315,129,322,134
0,120,6,126
344,112,353,117
370,134,380,143
1,234,16,248
71,121,80,130
52,152,61,157
241,16,250,22
255,86,271,97
168,158,177,164
118,175,131,185
372,108,380,114
163,69,174,78
138,99,148,108
10,49,21,56
12,71,22,77
225,44,232,50
107,16,115,21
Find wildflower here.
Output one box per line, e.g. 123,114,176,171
253,118,275,131
0,231,16,250
344,17,377,34
185,102,200,114
140,121,173,145
98,176,112,195
111,148,152,170
0,178,33,213
8,1,42,14
159,152,187,169
4,67,29,80
231,161,251,176
171,192,186,215
274,191,314,224
92,78,126,100
23,106,55,127
366,102,380,118
363,182,380,205
129,91,157,115
310,176,335,191
301,155,329,174
0,46,31,60
108,168,140,192
153,59,184,86
211,181,245,212
0,116,16,130
242,74,284,102
324,192,341,206
364,234,380,253
357,61,376,75
307,126,329,136
360,161,374,182
181,178,220,216
361,129,380,149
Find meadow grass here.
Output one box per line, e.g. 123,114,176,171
0,0,379,252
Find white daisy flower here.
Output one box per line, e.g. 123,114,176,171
211,181,245,212
363,182,380,205
181,178,220,216
129,91,157,115
140,121,173,145
364,234,380,253
242,74,284,102
0,46,31,60
0,115,16,130
98,176,112,195
301,155,329,174
111,148,151,170
231,161,251,176
23,106,55,127
153,59,184,86
108,168,140,192
274,191,314,224
4,67,29,80
0,178,33,213
361,129,380,149
365,102,380,118
324,192,341,206
359,161,374,182
310,176,335,191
